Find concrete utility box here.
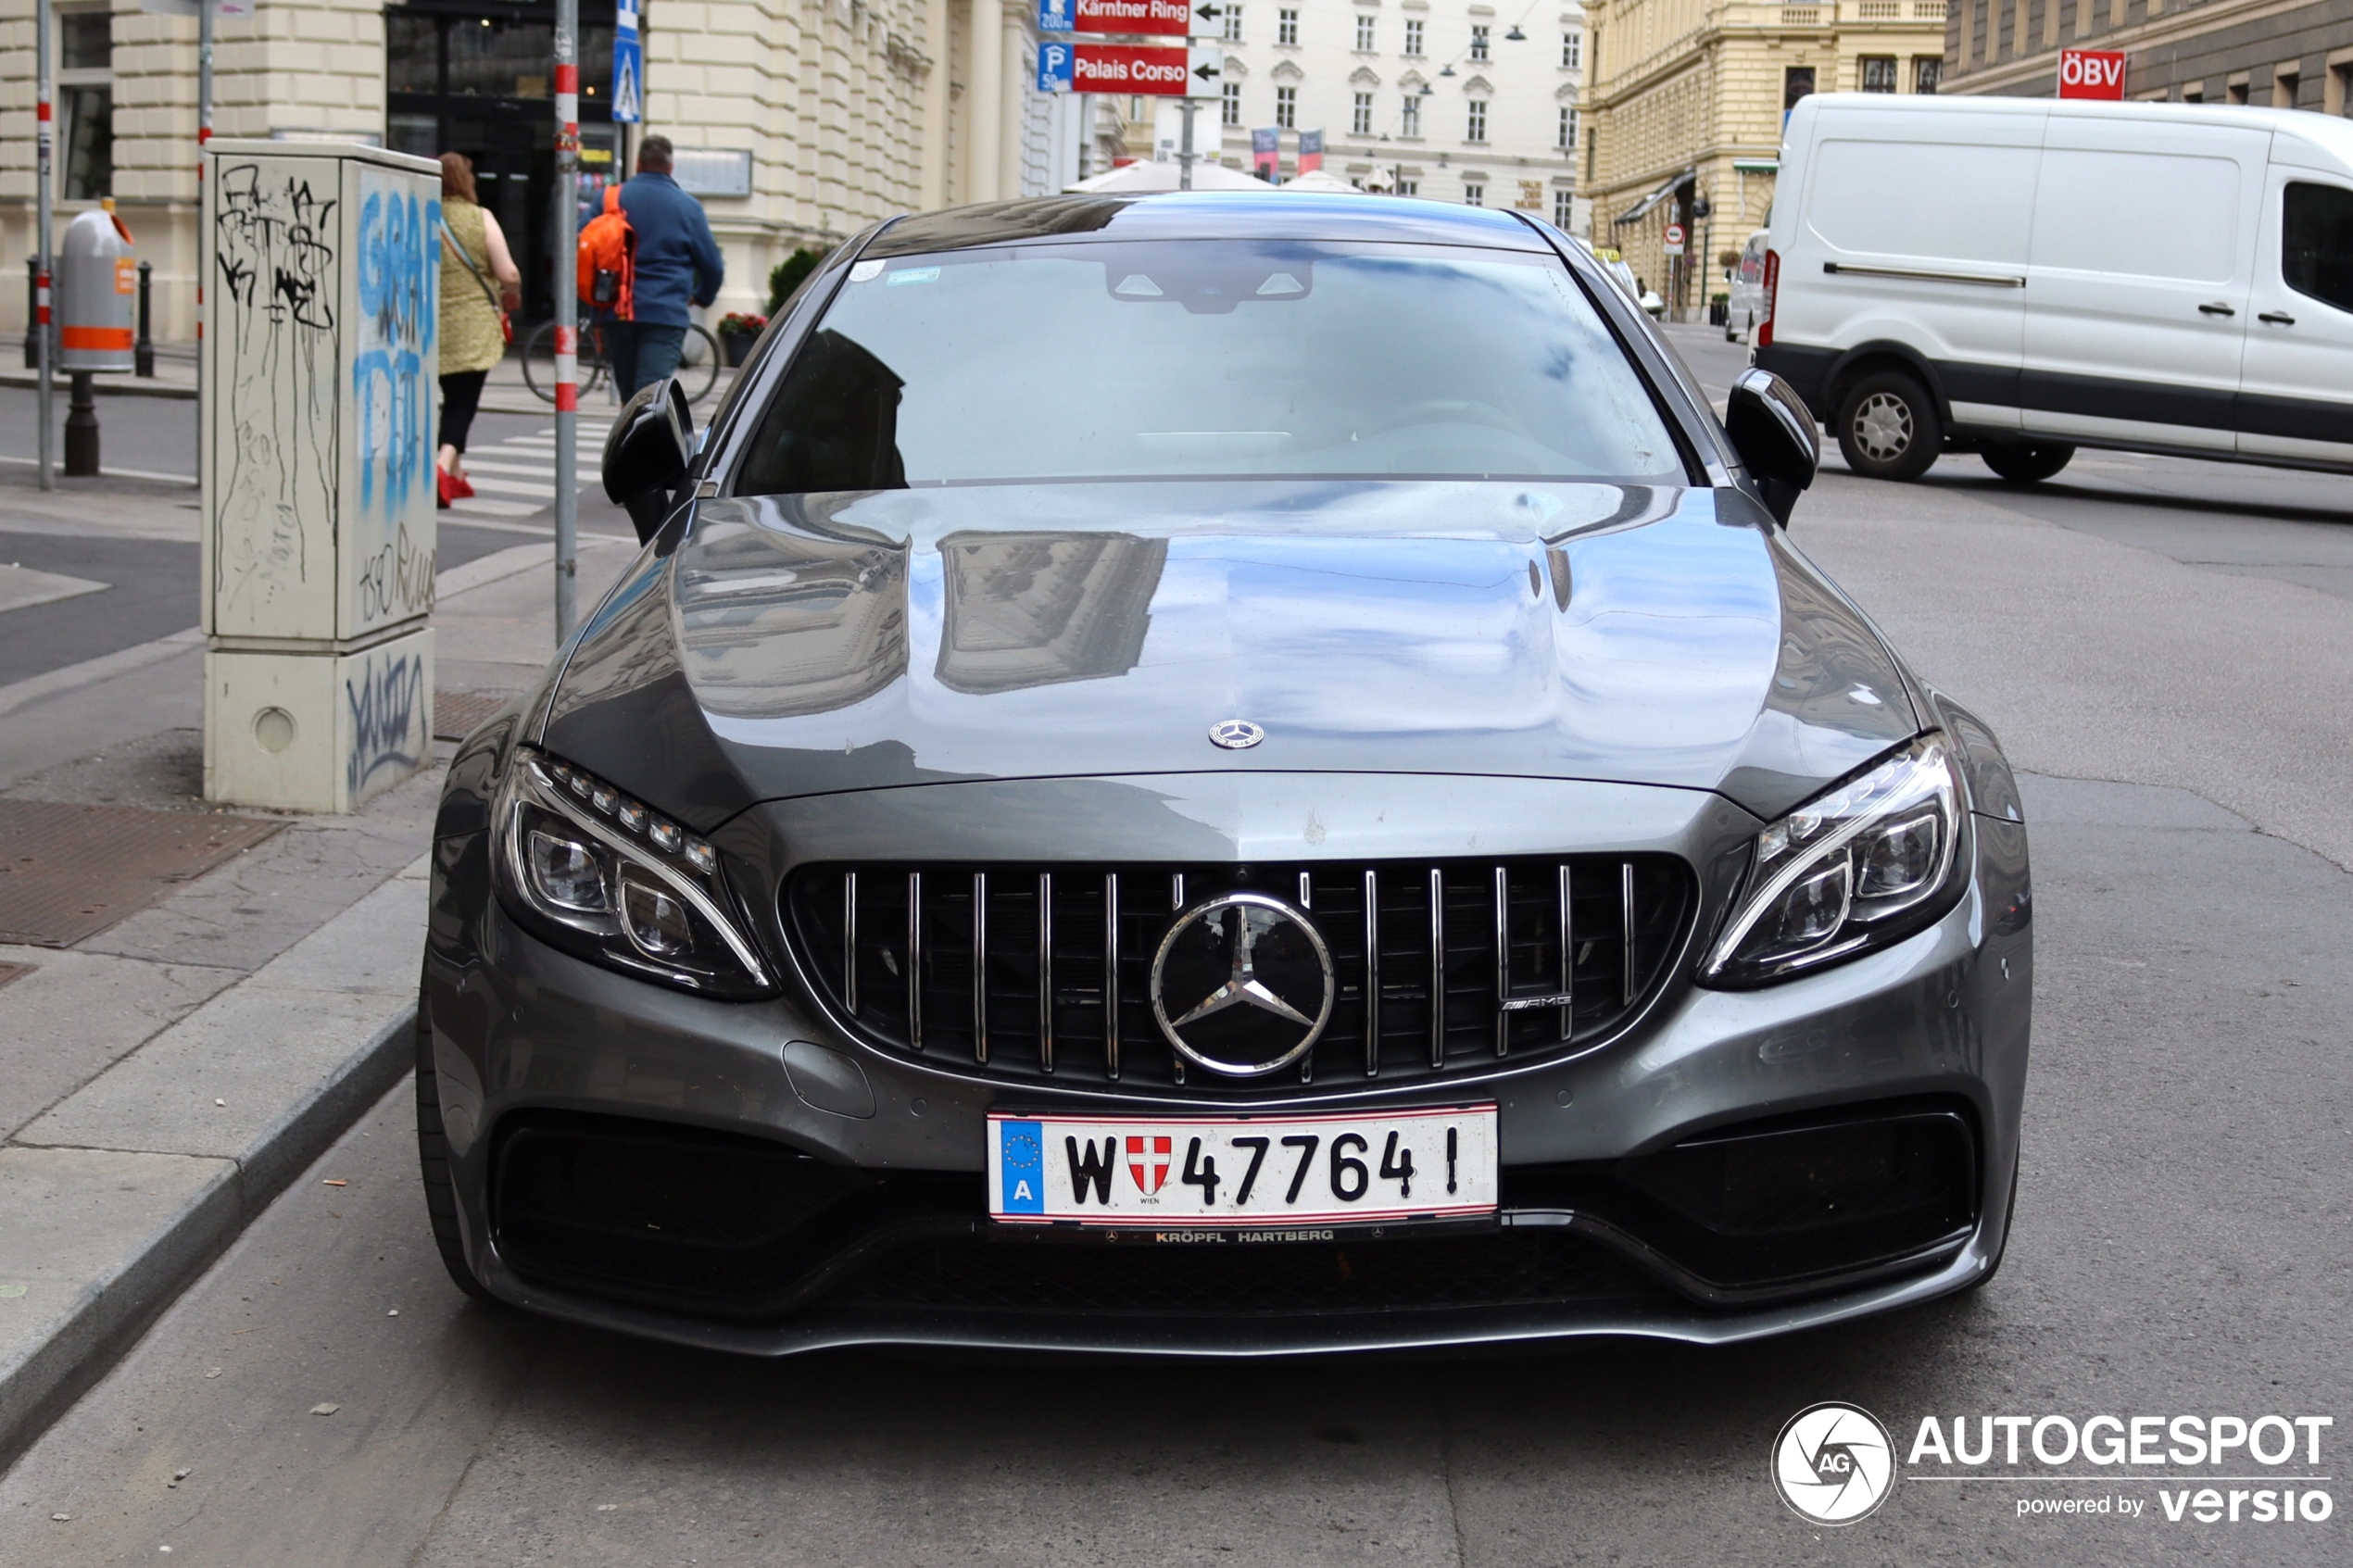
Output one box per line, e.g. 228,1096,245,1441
58,204,136,371
200,141,440,812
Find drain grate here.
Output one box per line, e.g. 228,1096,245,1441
434,690,519,742
0,801,282,947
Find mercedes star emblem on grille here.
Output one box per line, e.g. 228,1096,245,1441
1207,720,1265,750
1149,893,1334,1076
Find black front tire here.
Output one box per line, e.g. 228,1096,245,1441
415,985,499,1305
1834,370,1944,482
1982,442,2076,483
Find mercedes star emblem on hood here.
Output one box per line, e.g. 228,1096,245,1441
1207,720,1265,750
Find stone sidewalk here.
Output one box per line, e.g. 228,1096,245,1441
0,479,639,1466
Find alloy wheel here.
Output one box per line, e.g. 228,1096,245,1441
1851,392,1913,464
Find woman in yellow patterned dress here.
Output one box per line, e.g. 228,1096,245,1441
436,152,522,507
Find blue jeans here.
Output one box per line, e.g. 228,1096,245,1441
605,321,688,401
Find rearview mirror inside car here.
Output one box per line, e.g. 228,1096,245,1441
602,377,695,543
1724,368,1819,527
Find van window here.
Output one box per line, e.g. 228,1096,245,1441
2283,182,2353,313
2032,149,2241,282
1805,139,2038,264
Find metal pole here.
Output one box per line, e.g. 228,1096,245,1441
552,0,580,643
36,0,55,491
1178,97,1196,192
135,259,154,376
197,0,212,483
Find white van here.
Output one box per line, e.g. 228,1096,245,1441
1756,94,2353,483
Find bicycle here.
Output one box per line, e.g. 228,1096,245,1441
521,315,722,408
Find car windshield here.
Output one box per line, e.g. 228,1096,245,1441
734,240,1685,492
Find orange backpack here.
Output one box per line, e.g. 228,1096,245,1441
577,185,635,318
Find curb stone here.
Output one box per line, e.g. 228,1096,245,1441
0,872,425,1471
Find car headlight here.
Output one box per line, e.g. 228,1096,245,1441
1700,734,1968,987
492,747,775,997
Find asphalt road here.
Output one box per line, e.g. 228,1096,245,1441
0,387,609,688
6,340,2351,1565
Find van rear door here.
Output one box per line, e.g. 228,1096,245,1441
2018,111,2268,454
2239,164,2353,470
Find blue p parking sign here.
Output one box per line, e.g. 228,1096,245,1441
1037,42,1075,93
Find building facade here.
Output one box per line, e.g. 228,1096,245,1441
0,0,1086,343
1584,0,1949,316
1939,0,2353,112
1198,1,1588,226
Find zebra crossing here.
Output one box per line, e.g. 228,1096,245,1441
446,429,584,523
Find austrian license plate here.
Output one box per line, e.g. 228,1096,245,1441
988,1106,1499,1228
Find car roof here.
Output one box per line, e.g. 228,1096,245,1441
860,192,1557,258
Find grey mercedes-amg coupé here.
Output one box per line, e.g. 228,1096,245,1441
417,193,2032,1357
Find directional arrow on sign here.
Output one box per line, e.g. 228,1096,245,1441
1186,44,1223,96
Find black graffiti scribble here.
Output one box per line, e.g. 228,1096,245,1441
212,162,340,622
355,523,438,624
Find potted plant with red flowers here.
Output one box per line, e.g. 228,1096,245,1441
717,311,768,367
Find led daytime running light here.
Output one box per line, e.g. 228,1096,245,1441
1703,735,1964,984
505,751,770,986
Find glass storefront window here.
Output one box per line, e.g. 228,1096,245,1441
448,18,555,98
388,14,440,94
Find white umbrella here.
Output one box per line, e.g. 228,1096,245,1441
1280,169,1361,194
1064,159,1274,194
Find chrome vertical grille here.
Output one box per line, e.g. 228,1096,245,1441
785,855,1691,1099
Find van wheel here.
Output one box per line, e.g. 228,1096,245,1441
1982,442,2075,483
1835,371,1942,482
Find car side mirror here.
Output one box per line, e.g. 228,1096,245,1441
602,377,695,543
1725,367,1819,527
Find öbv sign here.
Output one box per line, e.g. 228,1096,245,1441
2057,48,2127,100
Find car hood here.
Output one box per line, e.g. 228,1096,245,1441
541,482,1920,833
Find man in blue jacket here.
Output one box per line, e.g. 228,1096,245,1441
607,134,724,398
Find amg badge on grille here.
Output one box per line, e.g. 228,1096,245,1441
1150,893,1333,1076
1207,720,1265,750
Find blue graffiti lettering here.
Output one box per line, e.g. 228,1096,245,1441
356,190,439,355
353,188,440,516
352,347,431,514
346,650,426,798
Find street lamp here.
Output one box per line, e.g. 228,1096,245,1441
1505,25,1527,40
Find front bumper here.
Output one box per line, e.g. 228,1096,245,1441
421,792,2031,1357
